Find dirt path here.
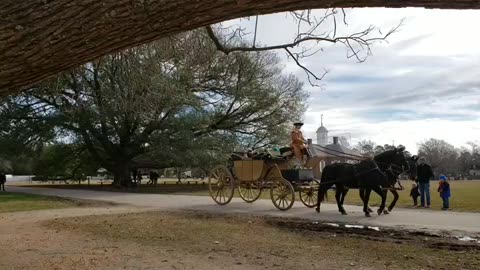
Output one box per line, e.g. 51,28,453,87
0,207,255,270
8,186,480,235
1,207,479,270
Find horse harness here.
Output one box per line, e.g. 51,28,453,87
317,161,384,187
376,161,406,191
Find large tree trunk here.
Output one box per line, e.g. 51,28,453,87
112,162,132,188
2,0,480,95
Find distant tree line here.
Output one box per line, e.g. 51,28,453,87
354,139,480,178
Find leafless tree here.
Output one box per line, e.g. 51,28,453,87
206,9,403,86
418,138,458,175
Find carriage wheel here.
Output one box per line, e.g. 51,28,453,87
208,165,235,206
299,179,320,208
270,179,295,211
238,182,262,203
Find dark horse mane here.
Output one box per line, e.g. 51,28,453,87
374,149,407,168
373,148,409,185
374,149,398,164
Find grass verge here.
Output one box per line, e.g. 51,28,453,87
0,192,110,213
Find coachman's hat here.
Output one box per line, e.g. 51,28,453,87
293,122,304,126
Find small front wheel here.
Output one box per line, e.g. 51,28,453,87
270,179,295,211
299,179,320,208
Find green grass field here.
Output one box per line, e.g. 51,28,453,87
25,179,480,212
0,192,80,213
340,180,480,212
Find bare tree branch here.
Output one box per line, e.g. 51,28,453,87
285,48,328,87
205,11,403,86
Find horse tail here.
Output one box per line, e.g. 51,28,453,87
320,169,330,202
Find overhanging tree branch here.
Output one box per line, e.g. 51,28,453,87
206,13,403,86
1,0,479,94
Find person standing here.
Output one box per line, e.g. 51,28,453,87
437,174,451,210
410,183,420,206
416,157,434,208
0,171,6,192
291,122,307,166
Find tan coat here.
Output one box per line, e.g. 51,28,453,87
291,129,306,162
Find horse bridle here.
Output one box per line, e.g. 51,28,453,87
377,161,407,190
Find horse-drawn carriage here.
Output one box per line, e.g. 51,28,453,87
208,144,414,215
208,149,319,210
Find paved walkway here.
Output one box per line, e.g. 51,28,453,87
7,186,480,235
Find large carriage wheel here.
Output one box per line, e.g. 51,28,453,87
208,165,235,205
238,182,262,203
270,178,295,211
299,179,320,208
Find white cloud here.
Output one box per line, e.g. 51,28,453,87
222,8,480,153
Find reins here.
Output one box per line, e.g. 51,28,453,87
375,161,406,191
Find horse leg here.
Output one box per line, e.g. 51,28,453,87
367,190,374,213
387,190,399,212
340,186,349,215
316,184,325,213
362,188,372,217
335,186,347,215
382,190,390,214
359,188,373,213
340,187,348,205
316,183,332,213
372,186,387,216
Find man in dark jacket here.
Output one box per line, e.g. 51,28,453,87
416,157,434,208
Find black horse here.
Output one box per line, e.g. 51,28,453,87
333,147,412,214
315,159,389,217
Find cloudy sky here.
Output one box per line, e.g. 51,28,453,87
224,8,480,153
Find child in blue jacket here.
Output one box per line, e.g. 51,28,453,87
437,175,451,210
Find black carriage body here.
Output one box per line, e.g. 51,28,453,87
281,169,314,183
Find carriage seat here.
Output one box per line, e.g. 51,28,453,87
231,153,245,161
279,146,312,158
279,147,293,157
231,151,267,160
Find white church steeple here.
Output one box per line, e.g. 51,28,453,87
316,114,328,146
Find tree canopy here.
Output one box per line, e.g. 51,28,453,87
3,0,479,93
0,30,307,186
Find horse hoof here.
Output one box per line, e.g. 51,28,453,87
367,208,374,213
377,209,383,216
365,212,371,217
383,209,390,215
341,212,348,215
315,208,320,213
